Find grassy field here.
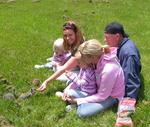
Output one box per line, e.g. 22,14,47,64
0,0,150,126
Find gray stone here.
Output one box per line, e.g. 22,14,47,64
0,115,14,127
3,93,16,100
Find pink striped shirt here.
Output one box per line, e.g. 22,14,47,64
53,52,71,63
67,66,97,95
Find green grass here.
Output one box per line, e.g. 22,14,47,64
0,0,150,126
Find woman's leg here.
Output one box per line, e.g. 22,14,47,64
44,62,53,68
65,89,88,112
77,96,118,118
67,89,88,98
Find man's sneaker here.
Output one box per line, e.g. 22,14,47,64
65,104,76,112
34,65,45,69
55,91,63,98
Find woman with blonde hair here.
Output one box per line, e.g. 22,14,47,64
64,39,125,117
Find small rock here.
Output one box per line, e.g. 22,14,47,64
3,93,16,100
0,115,14,127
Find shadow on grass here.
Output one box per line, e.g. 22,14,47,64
111,101,119,113
138,73,146,101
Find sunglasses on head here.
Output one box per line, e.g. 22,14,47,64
63,22,77,32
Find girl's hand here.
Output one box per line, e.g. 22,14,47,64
66,97,77,104
62,92,68,101
37,81,48,92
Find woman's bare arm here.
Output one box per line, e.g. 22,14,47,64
37,57,78,91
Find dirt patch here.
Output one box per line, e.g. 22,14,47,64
0,115,14,127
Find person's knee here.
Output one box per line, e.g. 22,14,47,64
77,108,88,118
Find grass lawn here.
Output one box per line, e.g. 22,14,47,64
0,0,150,126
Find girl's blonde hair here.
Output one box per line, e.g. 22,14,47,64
63,20,84,53
76,39,109,60
53,38,64,52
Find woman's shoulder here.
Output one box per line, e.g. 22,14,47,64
103,47,118,61
97,55,121,73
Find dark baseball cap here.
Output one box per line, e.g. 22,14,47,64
104,22,128,37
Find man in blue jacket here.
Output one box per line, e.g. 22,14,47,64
104,21,141,100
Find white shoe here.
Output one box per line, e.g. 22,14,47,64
46,57,53,62
34,65,44,69
65,105,76,112
44,63,53,68
55,91,63,97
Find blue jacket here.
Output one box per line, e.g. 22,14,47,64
117,38,141,99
